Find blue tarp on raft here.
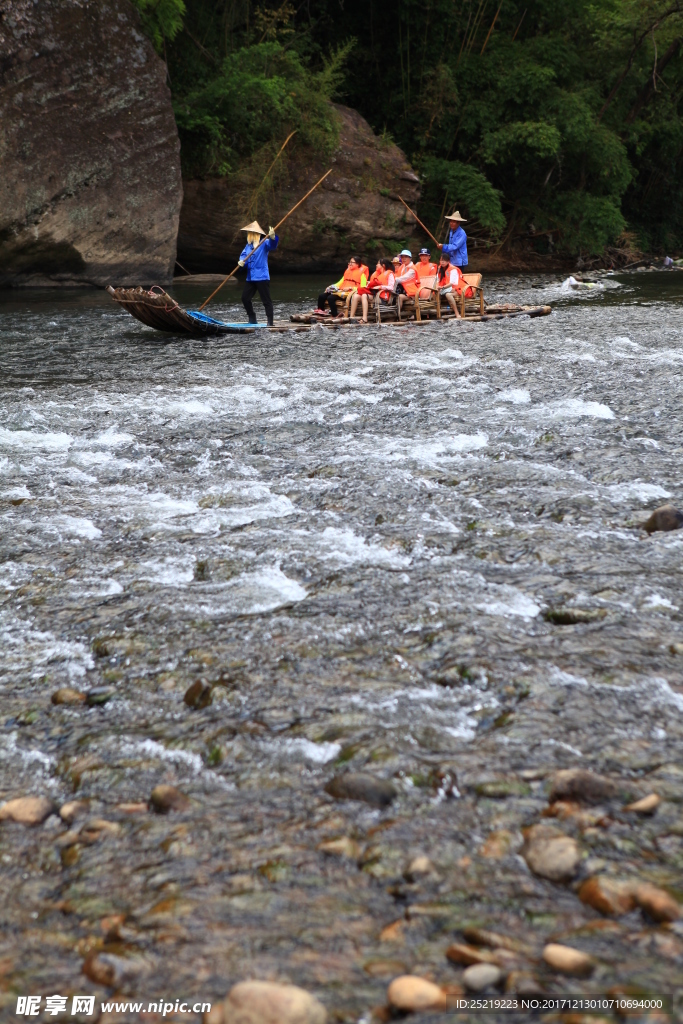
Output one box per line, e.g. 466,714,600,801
186,310,269,329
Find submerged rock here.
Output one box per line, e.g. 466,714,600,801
542,943,594,977
150,785,190,813
51,688,86,705
579,876,636,916
642,504,683,534
224,980,327,1024
325,772,397,808
549,769,617,805
523,824,581,882
632,882,680,922
184,680,213,709
0,796,54,826
387,975,447,1011
624,793,660,815
0,0,182,286
462,964,502,991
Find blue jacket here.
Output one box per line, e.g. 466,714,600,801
442,225,468,267
239,235,278,281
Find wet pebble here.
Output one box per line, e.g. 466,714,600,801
86,687,115,707
446,943,498,966
406,854,434,878
633,882,680,922
59,800,89,824
51,687,86,705
317,836,360,859
625,793,660,814
579,876,636,916
184,679,213,709
642,503,683,534
83,953,145,989
549,768,617,805
542,943,594,977
387,975,446,1011
523,823,580,881
462,963,502,991
150,785,190,813
0,796,54,826
324,772,397,808
224,980,327,1024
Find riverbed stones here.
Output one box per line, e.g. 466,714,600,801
224,981,327,1024
0,796,54,826
446,943,498,966
387,975,447,1011
324,772,397,808
317,836,360,859
150,785,190,813
83,953,145,990
549,769,617,805
86,687,115,707
542,943,594,977
462,964,502,991
523,824,581,881
579,876,636,916
184,680,213,709
51,688,86,705
642,504,683,534
59,800,89,824
632,882,680,922
625,793,660,814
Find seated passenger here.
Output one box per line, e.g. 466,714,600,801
415,248,437,282
364,258,395,319
316,257,368,317
394,249,419,316
434,254,463,317
350,259,383,322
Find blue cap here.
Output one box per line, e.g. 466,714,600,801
419,248,431,256
400,249,412,257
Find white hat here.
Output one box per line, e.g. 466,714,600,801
445,210,467,222
400,248,412,257
240,221,266,235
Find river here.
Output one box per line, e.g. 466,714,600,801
1,271,682,1020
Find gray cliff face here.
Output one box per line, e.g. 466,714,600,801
178,105,422,274
0,0,182,286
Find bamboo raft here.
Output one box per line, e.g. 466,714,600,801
107,286,551,336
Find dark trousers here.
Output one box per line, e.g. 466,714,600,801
317,291,340,316
242,280,274,325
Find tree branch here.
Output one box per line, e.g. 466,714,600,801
625,36,681,121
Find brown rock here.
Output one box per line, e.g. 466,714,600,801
178,105,421,275
317,836,360,859
549,769,617,805
462,964,502,991
642,504,683,535
61,845,80,868
446,943,497,966
387,976,447,1012
184,680,213,709
480,830,514,859
80,818,122,841
150,785,190,813
462,927,530,955
224,981,327,1024
624,793,660,815
578,877,636,916
0,796,54,826
82,953,144,990
325,772,397,808
380,920,405,944
633,882,680,922
51,688,86,705
59,800,89,824
204,1005,224,1024
0,0,182,286
406,854,434,877
542,943,594,977
523,824,581,882
115,802,148,814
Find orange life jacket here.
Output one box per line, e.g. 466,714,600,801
377,269,395,302
416,260,437,280
397,261,419,296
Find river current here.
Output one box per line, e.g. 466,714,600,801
0,271,682,1018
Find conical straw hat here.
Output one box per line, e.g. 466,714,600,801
240,221,266,235
445,210,467,222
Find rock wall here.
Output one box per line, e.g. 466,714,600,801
178,105,422,274
0,0,182,287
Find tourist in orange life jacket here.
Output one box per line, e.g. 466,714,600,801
435,253,462,316
350,258,395,321
394,248,419,316
416,248,436,281
316,257,368,317
350,259,382,322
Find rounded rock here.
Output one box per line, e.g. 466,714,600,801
317,836,360,859
462,963,502,992
387,975,447,1011
51,687,86,705
523,824,580,882
184,680,213,709
150,785,190,813
59,800,89,824
224,980,327,1024
624,793,660,815
579,876,636,917
549,769,617,806
86,687,115,707
633,882,680,922
642,504,683,534
324,772,397,808
0,796,55,826
542,943,594,977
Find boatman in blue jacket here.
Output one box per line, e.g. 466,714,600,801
437,209,468,270
238,220,278,326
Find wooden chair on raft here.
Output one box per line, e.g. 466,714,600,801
399,273,485,320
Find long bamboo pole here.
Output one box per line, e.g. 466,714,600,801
198,168,332,311
246,130,298,218
397,195,440,247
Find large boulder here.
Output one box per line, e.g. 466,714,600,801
178,104,422,273
0,0,182,286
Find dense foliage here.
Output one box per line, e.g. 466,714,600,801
133,0,683,256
